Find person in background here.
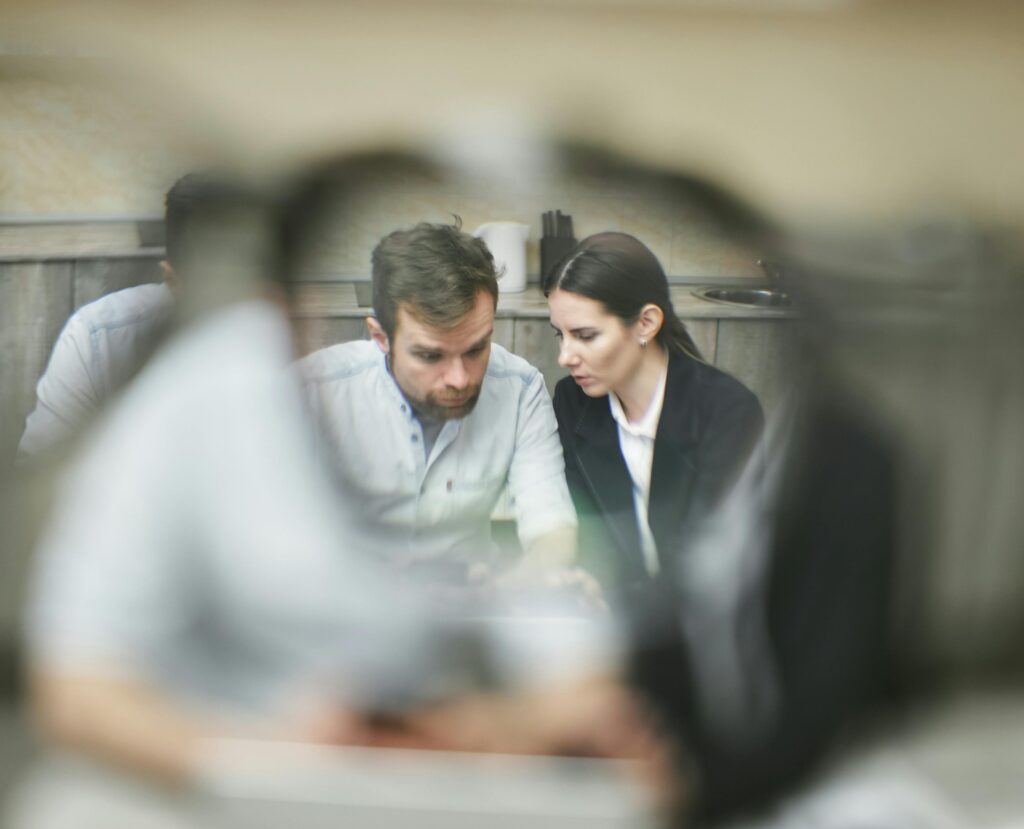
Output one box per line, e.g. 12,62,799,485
16,174,210,459
298,219,578,578
544,232,764,591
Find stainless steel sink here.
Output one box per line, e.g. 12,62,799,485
693,286,791,308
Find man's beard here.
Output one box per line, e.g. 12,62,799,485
409,385,483,421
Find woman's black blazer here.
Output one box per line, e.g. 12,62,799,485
553,349,764,587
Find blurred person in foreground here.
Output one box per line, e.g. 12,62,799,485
297,218,579,581
16,174,204,460
18,173,452,795
544,232,763,593
633,387,896,825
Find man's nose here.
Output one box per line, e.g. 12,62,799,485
444,358,470,389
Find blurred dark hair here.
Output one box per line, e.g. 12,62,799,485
371,219,498,340
164,172,267,277
543,232,703,360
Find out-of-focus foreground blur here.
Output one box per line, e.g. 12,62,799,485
2,1,1024,827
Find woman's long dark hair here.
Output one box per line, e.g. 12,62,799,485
543,232,703,361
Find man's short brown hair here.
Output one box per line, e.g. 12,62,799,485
371,220,499,339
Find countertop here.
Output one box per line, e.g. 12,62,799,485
292,283,796,320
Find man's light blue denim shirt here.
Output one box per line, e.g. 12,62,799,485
298,340,576,565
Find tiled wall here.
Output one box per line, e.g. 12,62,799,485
295,166,763,282
0,75,185,218
1,76,763,280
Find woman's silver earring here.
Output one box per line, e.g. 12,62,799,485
639,338,648,348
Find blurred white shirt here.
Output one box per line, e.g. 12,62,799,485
26,300,432,716
298,341,576,566
18,282,174,458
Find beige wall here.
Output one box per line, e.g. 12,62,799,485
285,163,764,281
0,75,761,278
4,0,1024,234
4,0,1023,234
0,72,187,217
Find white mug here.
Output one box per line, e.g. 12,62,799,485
473,221,529,293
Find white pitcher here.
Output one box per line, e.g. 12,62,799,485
473,221,529,293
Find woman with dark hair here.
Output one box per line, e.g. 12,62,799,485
544,232,764,589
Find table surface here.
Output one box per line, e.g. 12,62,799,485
292,283,797,321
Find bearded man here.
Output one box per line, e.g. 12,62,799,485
299,221,577,576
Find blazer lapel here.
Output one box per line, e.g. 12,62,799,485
648,352,700,567
571,396,646,576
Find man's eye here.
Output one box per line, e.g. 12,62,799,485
465,345,487,358
417,353,442,363
552,330,563,340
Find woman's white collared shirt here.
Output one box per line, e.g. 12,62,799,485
608,364,668,575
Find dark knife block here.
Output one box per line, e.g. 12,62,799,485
540,237,577,289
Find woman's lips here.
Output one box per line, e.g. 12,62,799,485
573,374,592,387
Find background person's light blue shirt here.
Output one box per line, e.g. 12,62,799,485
299,340,576,565
18,283,174,458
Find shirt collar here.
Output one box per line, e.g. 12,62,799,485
608,361,668,440
380,351,417,422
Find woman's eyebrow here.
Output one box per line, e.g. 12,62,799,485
549,322,597,334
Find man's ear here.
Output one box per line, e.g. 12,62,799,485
366,316,390,353
159,260,178,294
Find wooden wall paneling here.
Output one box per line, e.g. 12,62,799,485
714,319,794,417
294,317,370,357
0,262,74,647
72,256,164,311
685,319,718,364
491,319,514,352
512,317,565,396
0,262,74,466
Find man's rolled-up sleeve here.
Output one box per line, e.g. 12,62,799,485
18,316,102,459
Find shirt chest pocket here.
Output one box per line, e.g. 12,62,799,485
417,470,506,525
